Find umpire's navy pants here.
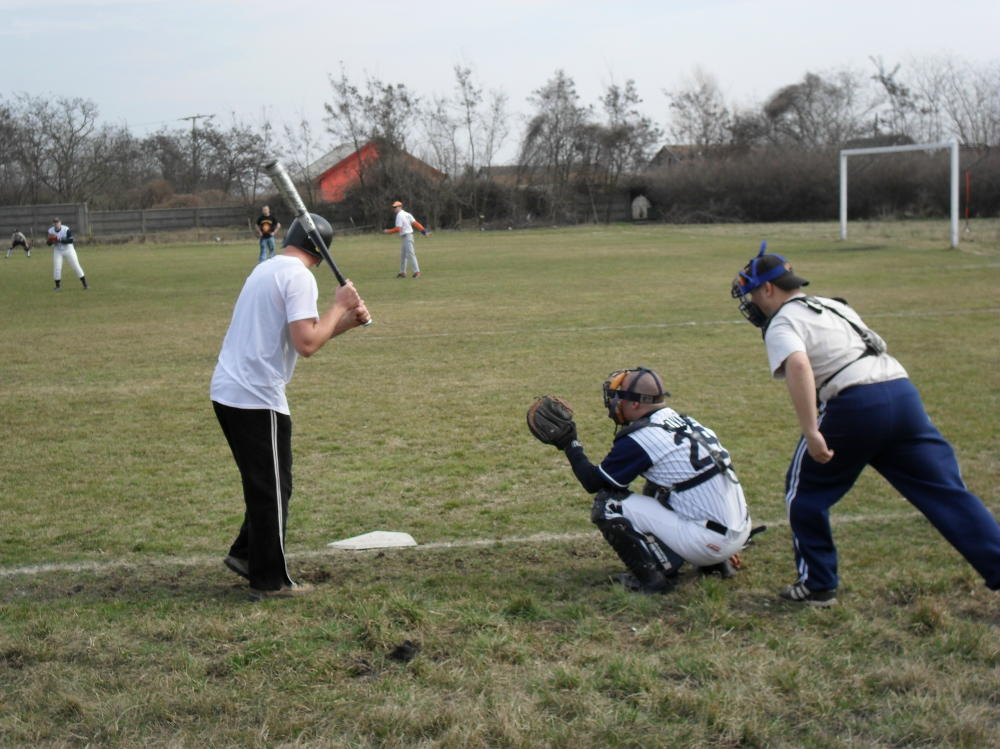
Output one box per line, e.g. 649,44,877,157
214,402,295,591
785,378,1000,592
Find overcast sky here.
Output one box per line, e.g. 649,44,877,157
4,0,998,161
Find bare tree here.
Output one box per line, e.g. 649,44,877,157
519,70,593,217
762,70,874,147
665,68,731,147
600,79,661,184
281,117,327,207
418,65,510,222
420,94,461,177
199,116,272,205
908,55,1000,147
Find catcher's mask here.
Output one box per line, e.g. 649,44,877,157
602,367,669,425
283,213,334,260
730,241,809,328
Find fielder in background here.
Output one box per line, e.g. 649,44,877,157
384,200,428,278
732,244,1000,605
527,368,755,594
211,212,369,601
47,218,88,291
7,229,31,258
254,205,282,263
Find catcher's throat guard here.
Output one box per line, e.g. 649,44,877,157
602,367,669,425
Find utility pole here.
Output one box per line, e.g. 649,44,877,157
179,113,214,192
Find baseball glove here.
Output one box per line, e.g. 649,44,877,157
47,234,57,245
526,395,577,450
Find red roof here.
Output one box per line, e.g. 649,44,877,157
308,142,446,204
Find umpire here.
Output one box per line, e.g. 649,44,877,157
731,244,1000,605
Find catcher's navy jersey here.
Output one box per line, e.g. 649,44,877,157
599,407,747,529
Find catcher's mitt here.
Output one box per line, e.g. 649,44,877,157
526,395,577,450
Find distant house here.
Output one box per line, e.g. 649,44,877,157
304,141,446,203
842,134,915,149
648,144,746,169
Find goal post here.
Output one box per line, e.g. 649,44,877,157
839,139,960,248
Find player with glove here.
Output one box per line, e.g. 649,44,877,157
47,217,88,291
527,367,759,594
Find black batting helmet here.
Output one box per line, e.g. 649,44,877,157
282,213,334,258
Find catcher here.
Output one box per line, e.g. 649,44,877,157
527,366,758,594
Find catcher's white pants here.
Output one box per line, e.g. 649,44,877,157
399,234,420,274
621,493,750,566
52,244,85,280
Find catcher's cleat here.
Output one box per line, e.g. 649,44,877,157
699,560,737,579
779,581,837,606
616,571,675,595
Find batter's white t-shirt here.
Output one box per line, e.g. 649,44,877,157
764,294,907,403
210,255,319,414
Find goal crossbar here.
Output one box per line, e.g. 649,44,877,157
839,139,959,248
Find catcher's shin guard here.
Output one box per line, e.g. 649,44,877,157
591,491,678,593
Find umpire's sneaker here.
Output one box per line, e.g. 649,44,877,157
223,555,249,580
779,581,837,606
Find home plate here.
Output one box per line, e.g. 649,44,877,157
327,531,418,550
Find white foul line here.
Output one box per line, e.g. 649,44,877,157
356,307,1000,341
0,509,936,579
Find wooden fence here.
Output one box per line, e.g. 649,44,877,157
0,203,252,239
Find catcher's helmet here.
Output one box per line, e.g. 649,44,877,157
603,367,669,425
282,213,334,258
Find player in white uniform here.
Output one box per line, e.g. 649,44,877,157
560,367,754,593
47,218,88,291
211,213,369,600
383,200,428,277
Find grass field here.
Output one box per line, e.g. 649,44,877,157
1,220,998,747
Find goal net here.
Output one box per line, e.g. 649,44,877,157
839,139,959,248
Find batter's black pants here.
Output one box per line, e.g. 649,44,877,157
213,401,295,591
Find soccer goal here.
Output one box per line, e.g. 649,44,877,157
839,139,960,248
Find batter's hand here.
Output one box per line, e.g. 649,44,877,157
353,301,370,326
804,429,834,463
333,280,361,309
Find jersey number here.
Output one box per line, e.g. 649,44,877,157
673,422,728,471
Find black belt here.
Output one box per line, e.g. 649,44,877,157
705,520,728,535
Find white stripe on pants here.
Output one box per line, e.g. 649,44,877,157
53,245,85,280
